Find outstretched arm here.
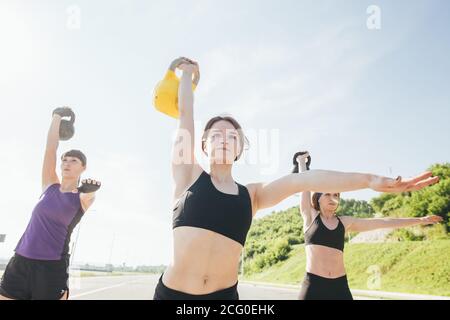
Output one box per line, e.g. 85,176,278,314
341,215,443,232
249,170,438,213
77,179,101,212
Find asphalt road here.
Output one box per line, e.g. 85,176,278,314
69,274,378,300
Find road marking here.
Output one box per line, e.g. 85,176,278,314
70,280,140,299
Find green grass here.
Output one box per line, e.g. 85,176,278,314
243,240,450,297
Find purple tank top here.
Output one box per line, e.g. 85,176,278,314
15,183,84,260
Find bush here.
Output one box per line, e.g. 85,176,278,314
271,238,291,262
423,224,450,240
388,228,425,241
287,236,301,245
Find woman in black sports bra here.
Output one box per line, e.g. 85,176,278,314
293,152,443,300
153,57,439,300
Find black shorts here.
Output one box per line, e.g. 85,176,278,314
153,274,239,300
0,253,70,300
298,272,353,300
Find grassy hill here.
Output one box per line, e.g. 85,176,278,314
242,163,450,296
243,240,450,296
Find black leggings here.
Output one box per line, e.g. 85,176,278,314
153,274,239,300
298,272,353,300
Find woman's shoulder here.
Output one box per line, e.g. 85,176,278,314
42,183,60,193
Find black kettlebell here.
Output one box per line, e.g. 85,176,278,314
292,151,311,173
53,107,75,141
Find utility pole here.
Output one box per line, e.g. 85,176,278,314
70,222,82,266
108,233,116,272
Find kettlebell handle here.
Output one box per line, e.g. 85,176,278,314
168,58,200,86
169,58,183,71
67,109,75,124
52,107,75,123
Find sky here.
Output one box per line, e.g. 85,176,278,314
0,0,449,267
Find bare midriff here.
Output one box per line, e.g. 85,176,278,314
305,244,346,278
162,226,242,294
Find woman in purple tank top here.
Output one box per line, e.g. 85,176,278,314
0,107,101,300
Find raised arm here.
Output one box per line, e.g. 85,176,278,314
42,108,72,191
171,58,203,199
295,152,315,228
341,215,443,232
249,170,438,213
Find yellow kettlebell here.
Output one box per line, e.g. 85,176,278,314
153,59,198,119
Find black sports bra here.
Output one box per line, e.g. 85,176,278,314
304,214,345,251
172,171,253,246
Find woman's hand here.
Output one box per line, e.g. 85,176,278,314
368,171,439,193
169,57,189,71
420,215,443,225
75,179,102,194
169,57,200,85
52,106,73,118
296,152,310,171
178,61,199,74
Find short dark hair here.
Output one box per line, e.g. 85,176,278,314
61,149,87,167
